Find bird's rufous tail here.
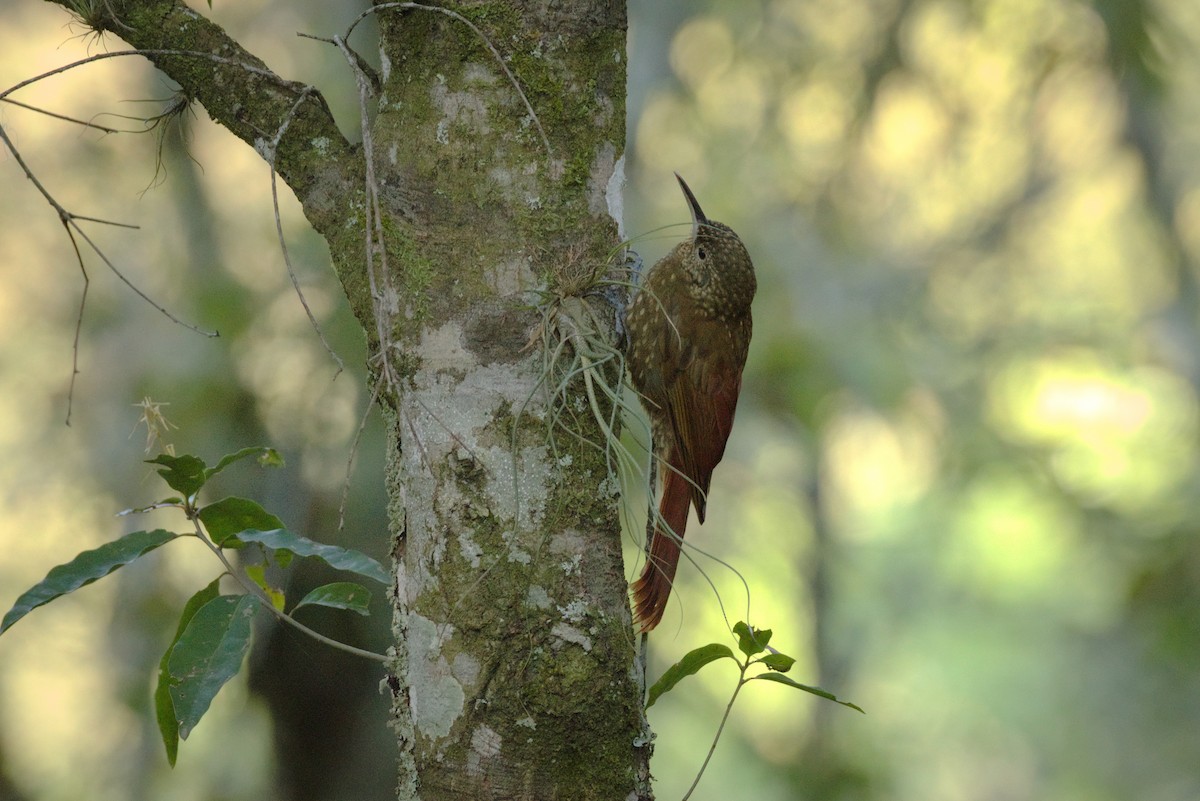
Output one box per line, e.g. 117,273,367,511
631,462,692,631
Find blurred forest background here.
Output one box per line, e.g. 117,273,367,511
2,0,1198,799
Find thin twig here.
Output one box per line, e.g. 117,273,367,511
5,43,354,383
266,85,345,376
69,213,139,228
338,378,381,532
0,122,216,420
61,222,88,426
68,222,218,336
329,34,400,397
681,670,746,801
0,123,100,222
403,405,431,472
0,96,121,133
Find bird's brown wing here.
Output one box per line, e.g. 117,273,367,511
664,318,748,523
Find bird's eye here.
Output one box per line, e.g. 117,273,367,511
696,246,707,260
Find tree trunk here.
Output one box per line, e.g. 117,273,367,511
374,4,649,799
61,0,651,797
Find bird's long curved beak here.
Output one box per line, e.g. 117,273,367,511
674,173,708,238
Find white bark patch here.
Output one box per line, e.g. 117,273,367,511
488,161,542,209
549,529,587,559
431,72,492,145
466,724,503,777
505,544,532,565
401,321,554,595
420,320,472,368
525,585,552,609
457,528,482,567
484,256,537,296
406,614,465,740
463,63,498,86
587,143,617,217
551,621,593,652
484,442,551,532
556,599,589,624
607,154,626,241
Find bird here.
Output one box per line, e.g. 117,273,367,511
625,174,756,631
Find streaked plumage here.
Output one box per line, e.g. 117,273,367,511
626,175,755,631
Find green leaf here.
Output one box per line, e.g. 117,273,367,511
245,564,285,612
759,652,796,673
733,621,771,657
1,529,178,636
168,595,257,739
147,454,209,497
155,577,221,766
751,673,865,713
294,582,372,616
646,643,737,709
232,529,389,585
197,497,284,547
205,447,284,480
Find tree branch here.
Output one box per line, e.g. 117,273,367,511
49,0,364,248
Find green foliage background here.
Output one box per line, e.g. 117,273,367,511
3,0,1200,799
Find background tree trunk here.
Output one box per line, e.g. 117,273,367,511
55,0,649,798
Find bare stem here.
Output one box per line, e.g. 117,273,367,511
188,515,389,664
0,121,214,421
681,665,747,801
338,378,381,532
69,221,218,336
61,222,88,426
266,85,345,376
0,96,122,133
330,33,399,397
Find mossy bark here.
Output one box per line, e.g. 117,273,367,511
375,4,648,798
63,0,651,798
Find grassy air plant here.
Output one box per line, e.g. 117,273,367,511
523,242,649,521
